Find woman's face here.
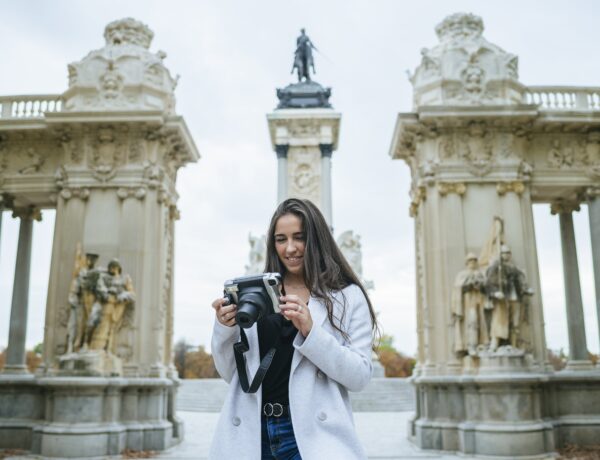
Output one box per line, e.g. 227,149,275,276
274,213,306,277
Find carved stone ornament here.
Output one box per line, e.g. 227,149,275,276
586,186,600,200
437,182,466,196
289,149,320,204
546,138,590,169
496,181,525,196
91,127,124,182
60,187,90,201
439,124,494,176
117,187,147,200
410,13,523,107
18,147,45,174
409,186,427,217
12,206,42,222
63,17,177,113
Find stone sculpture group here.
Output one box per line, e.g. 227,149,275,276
63,245,135,374
452,243,534,358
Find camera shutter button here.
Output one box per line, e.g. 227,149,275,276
232,416,241,426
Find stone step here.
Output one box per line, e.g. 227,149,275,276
176,377,415,413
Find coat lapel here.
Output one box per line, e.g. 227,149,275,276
290,294,328,376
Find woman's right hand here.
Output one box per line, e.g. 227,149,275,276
212,298,238,327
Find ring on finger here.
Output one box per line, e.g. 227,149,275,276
297,305,303,313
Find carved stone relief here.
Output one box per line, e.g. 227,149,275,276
288,148,320,204
18,147,45,174
91,126,124,182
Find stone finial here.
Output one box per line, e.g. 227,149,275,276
410,13,523,108
63,18,177,114
435,13,484,42
104,18,154,49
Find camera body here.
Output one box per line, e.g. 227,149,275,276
223,273,283,329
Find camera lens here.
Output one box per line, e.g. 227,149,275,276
235,290,268,328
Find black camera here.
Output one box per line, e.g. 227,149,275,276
223,273,283,328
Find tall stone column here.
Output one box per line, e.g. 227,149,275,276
266,109,340,218
0,197,3,261
551,202,592,369
587,187,600,355
275,144,289,203
2,206,41,374
319,143,333,227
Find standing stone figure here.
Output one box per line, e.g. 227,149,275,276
451,253,489,356
245,234,266,275
66,251,101,353
485,245,534,351
292,28,317,82
89,259,135,353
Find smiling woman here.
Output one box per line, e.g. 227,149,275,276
210,198,379,459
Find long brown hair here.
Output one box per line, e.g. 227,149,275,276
264,198,380,348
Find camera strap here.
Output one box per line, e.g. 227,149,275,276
233,328,276,394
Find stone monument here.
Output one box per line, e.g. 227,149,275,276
390,12,600,458
0,18,199,458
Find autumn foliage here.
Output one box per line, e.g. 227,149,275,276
0,347,43,373
376,335,416,378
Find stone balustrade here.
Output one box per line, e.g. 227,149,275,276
0,94,63,119
525,86,600,110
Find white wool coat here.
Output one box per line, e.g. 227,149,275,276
209,284,373,460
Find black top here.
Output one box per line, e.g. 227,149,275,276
257,313,298,405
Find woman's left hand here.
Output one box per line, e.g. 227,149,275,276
280,295,313,337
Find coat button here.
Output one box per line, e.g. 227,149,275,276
317,412,327,421
232,416,241,426
316,370,325,379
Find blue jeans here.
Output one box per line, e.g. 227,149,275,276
261,413,302,459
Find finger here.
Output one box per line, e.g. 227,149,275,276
220,304,237,314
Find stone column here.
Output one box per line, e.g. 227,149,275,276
587,187,600,355
0,196,3,261
275,144,289,203
319,143,333,227
3,206,41,374
551,202,592,369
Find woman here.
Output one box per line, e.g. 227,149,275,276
210,198,378,460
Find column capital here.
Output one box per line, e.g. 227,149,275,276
0,194,14,209
550,201,581,215
586,186,600,200
274,144,289,159
12,206,42,222
437,182,466,197
319,143,334,158
496,181,525,196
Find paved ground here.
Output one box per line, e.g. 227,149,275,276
2,411,460,460
155,410,461,460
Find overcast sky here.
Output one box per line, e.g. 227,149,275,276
1,0,599,357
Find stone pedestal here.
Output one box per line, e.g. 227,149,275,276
0,375,182,458
58,350,123,377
